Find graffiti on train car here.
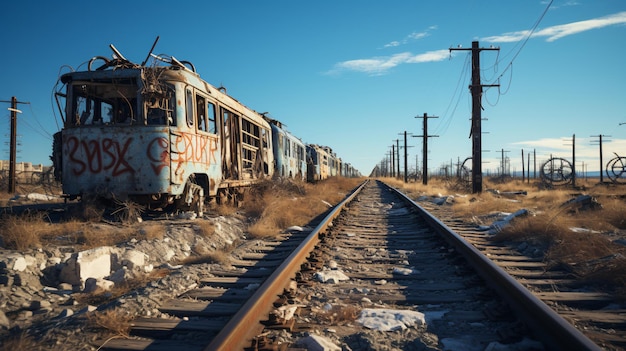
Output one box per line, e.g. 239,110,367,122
66,132,219,179
146,137,170,175
170,132,219,166
65,136,135,177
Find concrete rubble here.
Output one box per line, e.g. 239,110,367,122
0,213,246,349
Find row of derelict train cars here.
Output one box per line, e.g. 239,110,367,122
50,43,361,215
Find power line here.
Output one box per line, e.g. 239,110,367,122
485,0,554,88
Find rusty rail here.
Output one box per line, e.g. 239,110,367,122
387,180,601,351
204,179,369,350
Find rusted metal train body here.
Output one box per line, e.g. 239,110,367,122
265,119,306,181
52,43,359,214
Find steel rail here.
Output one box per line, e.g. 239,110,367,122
385,180,602,351
204,179,370,351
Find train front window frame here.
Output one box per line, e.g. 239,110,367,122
68,81,138,127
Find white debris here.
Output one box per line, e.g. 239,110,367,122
478,209,529,234
570,227,600,234
296,334,341,351
357,308,426,331
285,225,310,232
272,305,301,320
392,267,419,275
314,268,349,283
59,247,112,286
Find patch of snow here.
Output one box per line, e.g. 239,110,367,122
314,269,349,283
570,227,600,234
392,267,419,275
357,308,426,331
26,193,60,201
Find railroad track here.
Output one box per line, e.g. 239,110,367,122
101,180,609,350
418,194,626,351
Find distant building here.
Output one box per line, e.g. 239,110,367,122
0,160,48,184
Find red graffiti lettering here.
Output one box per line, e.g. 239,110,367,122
65,136,135,176
170,132,218,165
147,137,170,175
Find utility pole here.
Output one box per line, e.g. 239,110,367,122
390,145,395,178
450,41,499,193
521,150,525,182
499,149,510,176
563,134,576,187
1,96,30,193
533,149,537,179
399,131,413,183
573,134,576,187
590,134,610,183
414,113,438,185
393,138,401,179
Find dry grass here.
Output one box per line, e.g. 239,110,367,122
195,221,215,238
86,308,133,338
242,177,363,238
0,212,49,250
75,268,170,306
179,251,230,265
139,222,166,241
0,332,39,351
0,213,169,251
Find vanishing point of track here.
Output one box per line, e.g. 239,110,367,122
102,180,612,350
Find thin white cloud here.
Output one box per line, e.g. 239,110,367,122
511,138,574,152
483,11,626,43
328,50,449,76
384,41,401,48
510,138,626,162
382,26,437,49
546,1,580,10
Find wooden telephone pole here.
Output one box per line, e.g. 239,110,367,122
1,96,29,193
450,41,499,193
414,113,438,185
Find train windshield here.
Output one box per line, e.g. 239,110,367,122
66,76,175,127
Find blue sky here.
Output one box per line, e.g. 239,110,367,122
1,0,625,177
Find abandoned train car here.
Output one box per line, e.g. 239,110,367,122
265,118,307,180
51,41,360,214
306,144,333,182
52,44,274,214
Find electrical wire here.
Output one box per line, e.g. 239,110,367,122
24,104,53,139
485,0,553,88
434,52,471,136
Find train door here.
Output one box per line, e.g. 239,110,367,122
222,108,241,180
195,94,221,196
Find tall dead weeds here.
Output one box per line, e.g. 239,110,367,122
243,177,363,238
